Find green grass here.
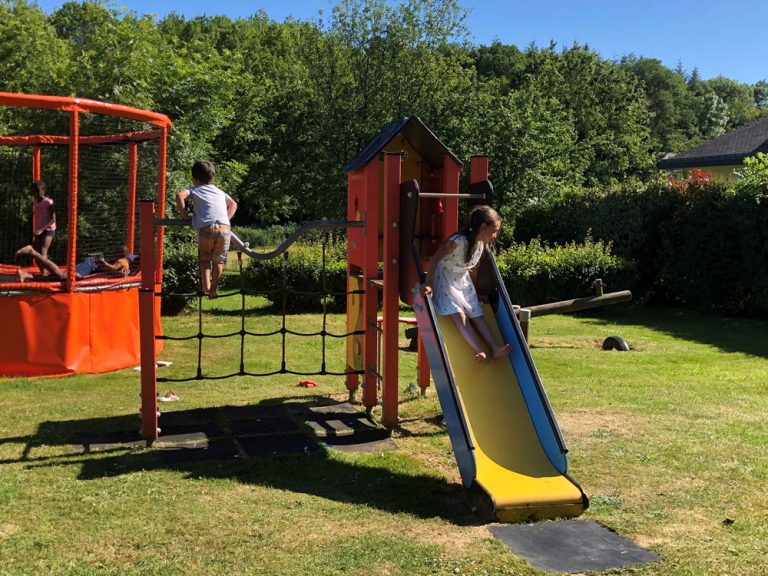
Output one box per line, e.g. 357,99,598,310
1,292,767,575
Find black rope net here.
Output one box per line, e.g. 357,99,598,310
157,229,365,383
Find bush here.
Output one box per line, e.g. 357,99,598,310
513,172,768,315
244,239,348,312
160,230,199,315
233,224,298,248
495,236,637,306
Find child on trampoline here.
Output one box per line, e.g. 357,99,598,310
31,180,56,274
422,205,512,364
175,160,238,299
11,245,135,282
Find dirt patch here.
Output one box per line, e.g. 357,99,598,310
0,523,19,539
558,410,643,437
411,524,489,551
530,337,604,349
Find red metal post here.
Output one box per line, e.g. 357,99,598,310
32,145,41,180
65,111,79,292
362,161,379,410
156,127,168,283
381,153,401,428
441,155,460,237
139,200,158,441
31,145,41,238
126,143,138,252
470,155,489,184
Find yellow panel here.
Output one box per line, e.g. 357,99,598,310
383,135,423,183
346,275,364,370
436,305,585,520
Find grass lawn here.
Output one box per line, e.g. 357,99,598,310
0,287,766,575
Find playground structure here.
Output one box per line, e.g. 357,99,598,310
0,93,168,376
341,116,588,521
138,116,589,522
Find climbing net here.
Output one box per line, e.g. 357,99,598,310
156,223,365,383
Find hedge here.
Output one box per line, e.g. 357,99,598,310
495,236,637,307
241,235,630,312
514,172,768,315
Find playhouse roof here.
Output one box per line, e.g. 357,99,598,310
657,116,768,170
343,116,462,173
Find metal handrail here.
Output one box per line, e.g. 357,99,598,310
155,217,365,261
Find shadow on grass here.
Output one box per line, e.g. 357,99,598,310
5,396,476,526
572,303,768,359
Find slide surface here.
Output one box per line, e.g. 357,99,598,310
412,254,587,522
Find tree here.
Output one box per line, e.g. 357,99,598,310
706,76,755,129
622,55,702,153
0,0,70,94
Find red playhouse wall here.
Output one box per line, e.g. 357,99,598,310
0,288,163,377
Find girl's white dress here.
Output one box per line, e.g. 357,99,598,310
432,233,485,318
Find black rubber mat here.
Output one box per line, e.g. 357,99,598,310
238,433,319,457
488,519,660,573
158,438,240,464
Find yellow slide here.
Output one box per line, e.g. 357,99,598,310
435,305,587,522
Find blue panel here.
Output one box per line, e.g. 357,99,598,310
495,296,568,473
412,289,476,487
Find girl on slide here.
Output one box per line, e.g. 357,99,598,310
422,205,512,364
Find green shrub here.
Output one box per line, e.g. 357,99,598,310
233,224,297,248
244,239,348,312
160,230,199,315
513,173,768,315
495,236,637,306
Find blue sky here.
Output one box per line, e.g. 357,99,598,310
34,0,767,84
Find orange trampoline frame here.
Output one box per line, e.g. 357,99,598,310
0,92,171,377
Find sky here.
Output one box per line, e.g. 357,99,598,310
34,0,768,85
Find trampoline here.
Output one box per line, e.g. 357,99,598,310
0,93,170,376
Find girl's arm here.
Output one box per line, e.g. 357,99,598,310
422,239,456,295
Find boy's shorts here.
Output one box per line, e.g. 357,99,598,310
198,223,231,265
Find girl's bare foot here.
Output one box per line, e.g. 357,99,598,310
16,269,33,282
474,351,488,363
492,343,512,359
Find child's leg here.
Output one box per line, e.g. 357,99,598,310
450,311,488,363
199,262,212,294
469,315,512,359
34,234,53,275
16,245,65,279
209,262,224,298
198,231,215,295
208,228,229,299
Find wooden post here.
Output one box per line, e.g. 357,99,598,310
382,153,401,428
518,308,531,342
362,161,380,410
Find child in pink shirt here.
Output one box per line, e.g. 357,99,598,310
31,180,56,274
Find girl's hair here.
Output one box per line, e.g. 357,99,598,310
458,205,501,262
31,180,46,196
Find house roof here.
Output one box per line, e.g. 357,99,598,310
657,116,768,169
343,116,462,173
